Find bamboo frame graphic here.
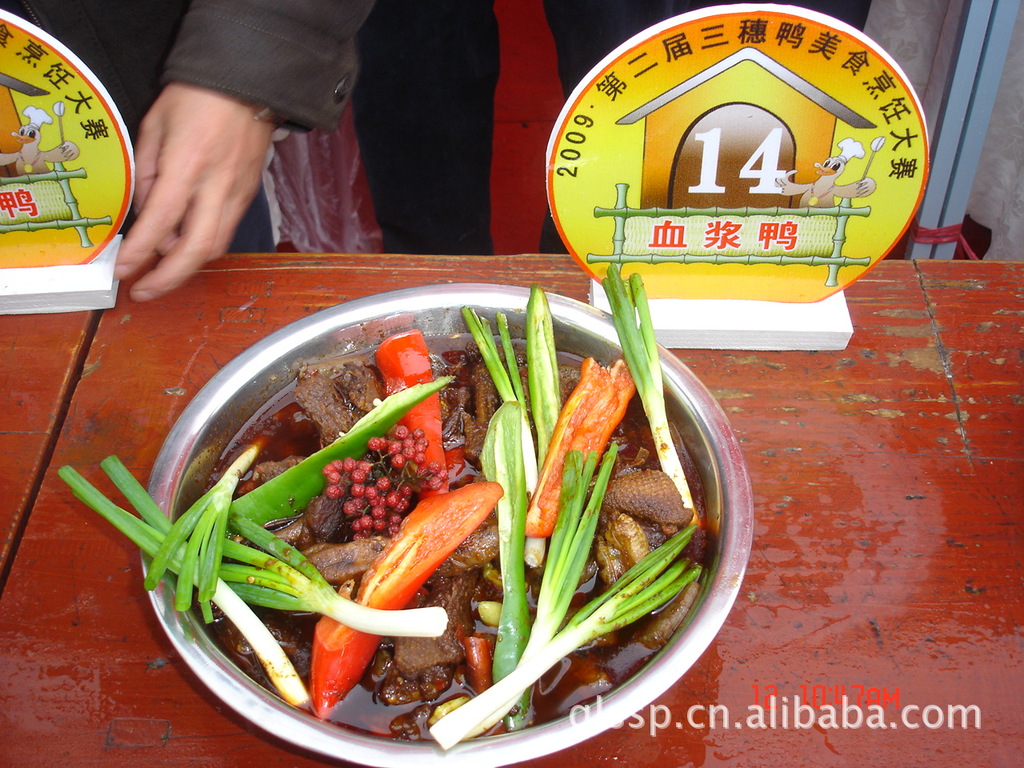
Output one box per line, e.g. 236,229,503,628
0,164,110,247
587,183,872,287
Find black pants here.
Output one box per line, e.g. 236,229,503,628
352,0,872,255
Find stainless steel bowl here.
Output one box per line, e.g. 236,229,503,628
148,284,753,768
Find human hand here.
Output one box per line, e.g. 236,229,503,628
115,82,277,301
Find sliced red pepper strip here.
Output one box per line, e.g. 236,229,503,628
375,329,449,495
461,635,494,693
525,358,635,538
310,480,503,718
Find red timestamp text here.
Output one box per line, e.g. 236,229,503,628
752,684,901,709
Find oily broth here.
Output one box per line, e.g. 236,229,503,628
209,332,705,740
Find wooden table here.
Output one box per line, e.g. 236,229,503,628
0,255,1020,767
0,311,96,580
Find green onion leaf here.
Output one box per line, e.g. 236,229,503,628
601,264,695,514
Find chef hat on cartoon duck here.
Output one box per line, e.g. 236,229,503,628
21,105,53,131
835,138,866,163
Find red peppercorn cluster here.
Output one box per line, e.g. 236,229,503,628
321,425,446,539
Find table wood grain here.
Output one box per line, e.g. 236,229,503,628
0,256,1019,768
0,310,96,584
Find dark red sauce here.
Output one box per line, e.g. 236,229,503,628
210,334,708,740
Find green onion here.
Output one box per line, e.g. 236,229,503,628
58,460,310,706
526,285,561,466
431,447,612,740
522,447,613,656
601,264,695,514
59,450,451,706
464,295,564,569
497,313,527,405
480,401,531,728
143,446,258,618
462,307,519,403
429,521,701,748
462,307,539,493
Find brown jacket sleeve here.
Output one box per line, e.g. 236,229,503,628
162,0,376,131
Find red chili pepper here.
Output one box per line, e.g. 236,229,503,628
309,481,504,718
375,329,449,495
460,635,494,693
525,358,636,538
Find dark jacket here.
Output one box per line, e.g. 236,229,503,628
19,0,375,136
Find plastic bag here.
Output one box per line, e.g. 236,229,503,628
267,106,382,254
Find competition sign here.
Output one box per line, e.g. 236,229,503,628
0,9,132,313
547,4,928,305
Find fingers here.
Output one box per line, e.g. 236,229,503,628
115,83,276,301
125,181,248,302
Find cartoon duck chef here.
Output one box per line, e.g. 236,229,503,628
0,105,79,175
775,137,877,208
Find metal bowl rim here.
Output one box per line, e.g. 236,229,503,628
147,283,753,768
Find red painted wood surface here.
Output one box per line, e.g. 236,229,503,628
0,257,1020,768
0,310,95,581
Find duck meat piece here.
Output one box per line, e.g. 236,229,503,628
461,411,489,464
601,469,689,534
440,386,470,448
331,359,385,414
250,455,304,486
378,662,457,707
558,362,580,404
302,493,347,542
470,361,500,426
634,581,701,650
294,359,384,446
269,491,350,548
682,525,707,565
272,516,313,549
377,571,479,705
595,512,651,585
301,537,388,586
393,571,478,678
434,516,498,576
294,367,357,445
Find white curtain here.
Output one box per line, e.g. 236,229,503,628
866,0,1021,260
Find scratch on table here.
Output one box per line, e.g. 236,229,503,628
813,724,843,756
105,717,171,748
868,617,884,649
169,336,208,394
916,265,973,462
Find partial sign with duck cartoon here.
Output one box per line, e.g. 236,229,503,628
547,4,928,304
0,10,132,270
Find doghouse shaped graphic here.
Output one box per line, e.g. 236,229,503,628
0,70,110,248
587,47,879,287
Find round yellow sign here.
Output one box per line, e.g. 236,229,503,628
547,4,928,303
0,10,133,268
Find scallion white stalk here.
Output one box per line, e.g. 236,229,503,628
58,455,449,707
429,523,702,749
210,580,311,706
601,265,695,516
227,514,448,637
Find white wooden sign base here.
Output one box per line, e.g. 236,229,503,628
590,280,853,351
0,236,120,315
